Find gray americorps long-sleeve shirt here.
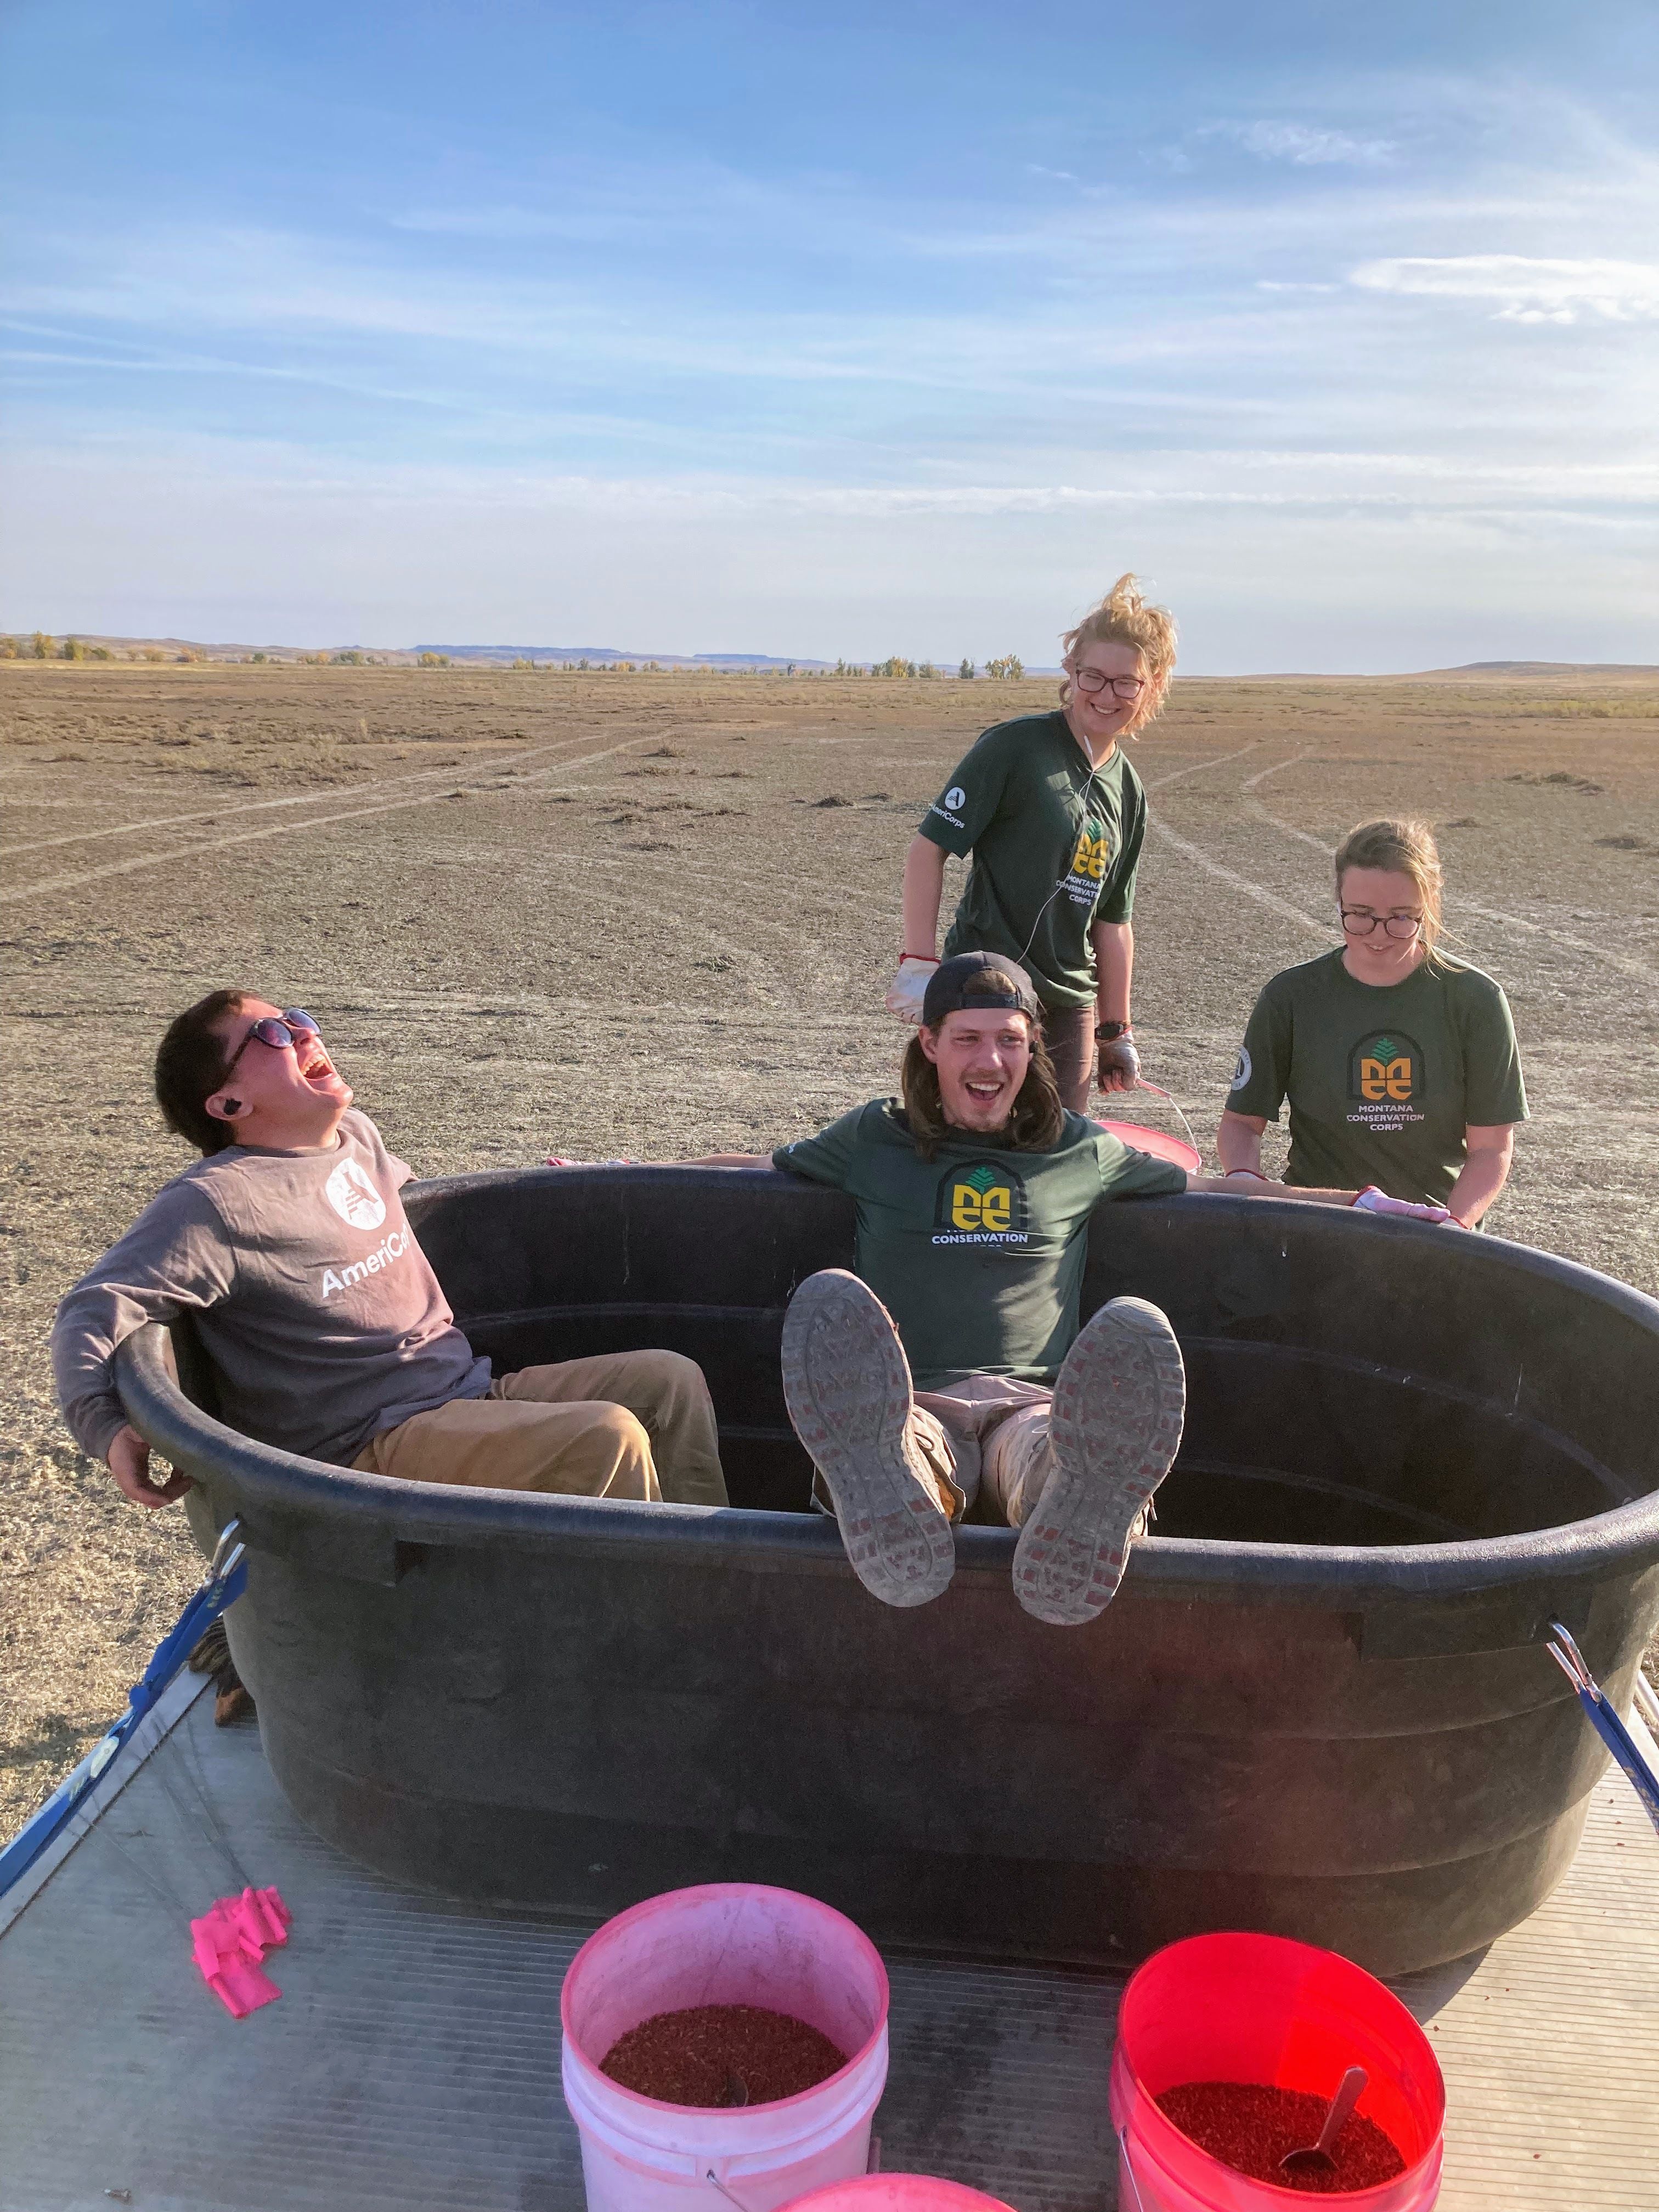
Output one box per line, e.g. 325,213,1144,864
51,1109,490,1467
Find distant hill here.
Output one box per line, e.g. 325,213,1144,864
14,636,1647,681
1193,661,1659,683
1425,661,1659,678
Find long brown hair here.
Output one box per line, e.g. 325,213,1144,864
900,1021,1067,1161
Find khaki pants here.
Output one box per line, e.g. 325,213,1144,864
351,1349,728,1508
910,1375,1056,1528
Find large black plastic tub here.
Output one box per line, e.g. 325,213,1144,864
117,1168,1659,1976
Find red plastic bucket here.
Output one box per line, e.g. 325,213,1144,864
782,2181,1018,2212
1109,1933,1444,2210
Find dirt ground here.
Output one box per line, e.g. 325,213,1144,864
4,661,1658,1833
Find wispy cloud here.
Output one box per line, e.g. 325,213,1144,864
7,7,1657,662
1352,254,1659,323
1199,119,1397,167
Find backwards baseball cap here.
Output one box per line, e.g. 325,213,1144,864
921,951,1043,1028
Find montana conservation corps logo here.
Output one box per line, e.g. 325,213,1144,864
1062,820,1113,907
933,1158,1029,1246
1346,1030,1427,1133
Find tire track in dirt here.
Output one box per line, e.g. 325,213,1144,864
1143,812,1333,941
0,736,600,859
1238,757,1656,985
0,735,665,908
1144,745,1331,940
1145,740,1268,795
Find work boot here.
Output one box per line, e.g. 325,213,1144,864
781,1269,956,1609
188,1616,257,1726
1012,1297,1186,1627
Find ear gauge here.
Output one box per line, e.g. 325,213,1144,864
220,1098,243,1116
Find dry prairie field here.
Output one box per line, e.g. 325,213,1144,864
4,661,1658,1831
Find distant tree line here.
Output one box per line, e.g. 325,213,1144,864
0,636,1035,678
0,633,117,661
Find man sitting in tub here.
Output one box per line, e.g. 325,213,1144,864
50,990,730,1661
676,953,1440,1628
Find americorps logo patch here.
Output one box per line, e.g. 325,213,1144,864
1231,1046,1252,1091
324,1156,387,1230
944,785,966,811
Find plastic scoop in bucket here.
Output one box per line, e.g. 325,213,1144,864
1279,2066,1368,2180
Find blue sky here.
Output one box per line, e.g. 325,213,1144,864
3,0,1656,668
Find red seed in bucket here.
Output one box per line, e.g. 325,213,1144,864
600,2002,848,2108
1156,2081,1408,2194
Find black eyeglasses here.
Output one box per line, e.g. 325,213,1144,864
223,1008,322,1076
1073,668,1146,699
1341,910,1423,940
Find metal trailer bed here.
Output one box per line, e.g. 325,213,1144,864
2,1669,1653,2211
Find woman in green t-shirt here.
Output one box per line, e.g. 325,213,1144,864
887,574,1177,1113
1218,818,1527,1225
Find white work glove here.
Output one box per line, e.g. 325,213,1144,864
884,956,939,1024
1095,1035,1141,1093
1352,1186,1455,1223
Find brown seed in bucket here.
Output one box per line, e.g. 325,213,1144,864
1156,2081,1408,2194
601,2003,848,2108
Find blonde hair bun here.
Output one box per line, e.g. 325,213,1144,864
1059,573,1177,735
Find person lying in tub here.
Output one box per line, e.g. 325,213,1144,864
51,990,730,1541
683,953,1442,1627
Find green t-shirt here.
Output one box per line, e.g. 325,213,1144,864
1227,949,1528,1206
772,1102,1187,1389
919,712,1147,1009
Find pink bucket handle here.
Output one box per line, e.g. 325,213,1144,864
1117,2126,1150,2212
1121,1076,1204,1166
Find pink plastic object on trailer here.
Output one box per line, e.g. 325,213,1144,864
561,1883,890,2212
781,2180,1018,2212
1109,1932,1444,2211
190,1886,292,2019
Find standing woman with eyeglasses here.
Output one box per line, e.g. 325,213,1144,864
887,574,1177,1112
1218,819,1527,1227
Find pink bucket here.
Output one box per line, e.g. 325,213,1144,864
561,1883,890,2212
782,2181,1018,2212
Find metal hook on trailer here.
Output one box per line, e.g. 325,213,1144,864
1545,1620,1659,1838
209,1519,247,1584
